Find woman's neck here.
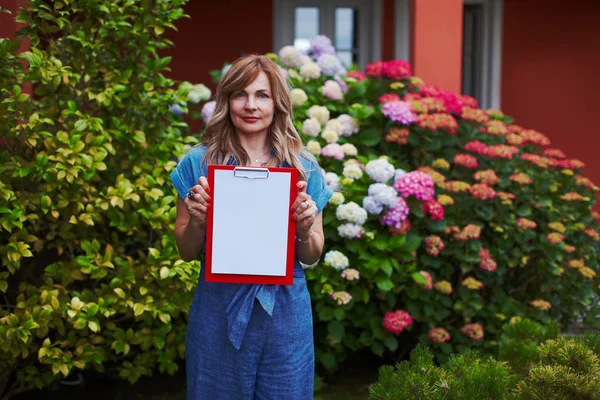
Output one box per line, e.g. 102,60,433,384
237,132,271,166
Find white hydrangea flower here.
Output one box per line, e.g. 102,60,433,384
187,84,211,104
366,158,396,183
362,196,384,215
278,45,303,67
300,55,313,65
331,291,352,305
300,62,321,79
324,250,349,270
368,183,398,207
341,268,360,281
336,201,368,225
307,105,330,126
290,88,308,107
325,172,341,190
337,223,364,239
342,164,363,180
306,140,321,156
337,114,360,137
394,168,408,181
324,119,343,135
302,118,321,137
329,191,345,205
340,143,358,156
321,129,339,144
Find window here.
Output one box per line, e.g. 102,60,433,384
462,4,484,101
273,0,381,70
462,0,504,110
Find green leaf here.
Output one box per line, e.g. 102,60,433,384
404,232,422,251
383,336,398,351
380,259,393,276
318,306,334,321
328,320,345,340
320,352,337,371
411,272,427,285
375,277,394,292
358,128,382,146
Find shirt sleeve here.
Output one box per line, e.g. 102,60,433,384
306,160,333,214
169,148,204,200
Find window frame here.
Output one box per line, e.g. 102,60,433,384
272,0,382,70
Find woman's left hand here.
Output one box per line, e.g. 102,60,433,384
291,181,317,234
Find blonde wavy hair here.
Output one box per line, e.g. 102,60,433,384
200,54,308,181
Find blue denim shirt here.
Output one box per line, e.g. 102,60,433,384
170,144,333,349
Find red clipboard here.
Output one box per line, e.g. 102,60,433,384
204,165,299,285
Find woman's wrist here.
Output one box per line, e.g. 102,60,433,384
296,228,313,244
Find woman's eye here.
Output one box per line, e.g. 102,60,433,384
258,93,269,99
235,92,245,98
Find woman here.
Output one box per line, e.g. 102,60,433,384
169,54,333,399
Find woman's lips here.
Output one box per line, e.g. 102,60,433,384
242,117,260,123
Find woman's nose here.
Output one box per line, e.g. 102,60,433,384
244,96,257,110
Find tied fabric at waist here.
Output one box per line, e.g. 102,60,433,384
225,284,279,350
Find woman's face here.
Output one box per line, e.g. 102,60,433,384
229,71,275,138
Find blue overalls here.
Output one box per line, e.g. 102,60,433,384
170,145,333,399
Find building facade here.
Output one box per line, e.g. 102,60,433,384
2,0,599,202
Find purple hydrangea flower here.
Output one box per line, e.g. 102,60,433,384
201,100,216,123
169,103,185,116
381,100,418,125
310,35,336,58
380,197,410,229
363,196,384,215
317,54,343,76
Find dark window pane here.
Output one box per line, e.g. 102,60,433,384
462,5,483,101
335,8,358,67
294,7,319,53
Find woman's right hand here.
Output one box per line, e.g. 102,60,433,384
184,176,211,228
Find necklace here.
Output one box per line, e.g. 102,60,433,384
251,149,271,165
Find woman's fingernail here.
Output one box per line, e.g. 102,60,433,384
206,188,211,194
291,215,296,221
291,207,296,212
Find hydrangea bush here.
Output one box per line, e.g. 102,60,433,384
200,35,600,373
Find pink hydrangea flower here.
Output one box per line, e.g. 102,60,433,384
382,100,418,125
479,247,497,272
464,140,488,154
418,271,433,290
321,143,344,160
382,310,413,335
461,323,484,340
379,93,401,104
365,61,383,77
322,80,344,100
393,171,435,201
381,60,412,80
428,328,451,344
424,199,444,221
346,70,366,81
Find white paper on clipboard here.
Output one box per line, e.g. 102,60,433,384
210,167,291,276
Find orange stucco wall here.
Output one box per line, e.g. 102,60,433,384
501,0,600,207
410,0,463,93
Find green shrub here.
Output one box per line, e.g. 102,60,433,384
0,0,200,396
370,319,600,400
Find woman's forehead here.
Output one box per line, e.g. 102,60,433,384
242,71,271,91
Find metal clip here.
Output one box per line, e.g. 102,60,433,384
233,167,270,179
